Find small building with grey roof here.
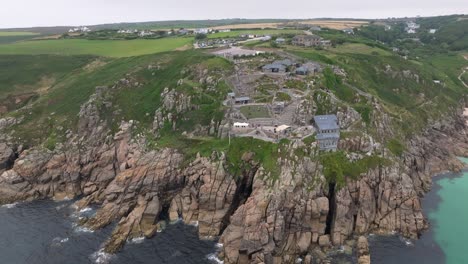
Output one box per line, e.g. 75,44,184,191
262,59,295,73
292,35,323,47
295,62,322,75
262,63,287,73
313,114,340,151
234,96,251,104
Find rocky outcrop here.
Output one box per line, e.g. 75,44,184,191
219,148,332,263
0,82,467,264
357,236,370,264
152,87,192,133
0,143,15,174
339,133,374,153
168,153,241,237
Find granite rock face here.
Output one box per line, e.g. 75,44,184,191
0,85,467,263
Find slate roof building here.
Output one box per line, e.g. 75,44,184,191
313,115,340,151
262,63,287,73
295,62,322,75
234,97,251,104
292,35,324,47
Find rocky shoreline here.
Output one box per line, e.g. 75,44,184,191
0,95,467,263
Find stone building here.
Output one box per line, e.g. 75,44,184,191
292,35,329,47
313,115,340,151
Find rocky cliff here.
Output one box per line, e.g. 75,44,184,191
0,84,467,264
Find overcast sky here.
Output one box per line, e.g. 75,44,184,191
1,0,467,28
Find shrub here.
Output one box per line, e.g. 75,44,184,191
387,138,405,156
320,151,389,188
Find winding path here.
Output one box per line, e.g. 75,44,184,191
459,55,468,88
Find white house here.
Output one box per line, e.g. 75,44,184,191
406,21,420,34
194,28,210,34
276,125,292,134
233,122,249,128
69,26,91,33
429,29,437,34
118,29,138,34
139,31,154,37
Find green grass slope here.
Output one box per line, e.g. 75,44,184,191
0,38,193,57
0,55,97,98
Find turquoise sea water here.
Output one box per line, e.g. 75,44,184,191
429,157,468,264
370,157,468,264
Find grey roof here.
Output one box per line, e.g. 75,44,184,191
316,133,340,140
295,66,308,73
262,63,286,70
235,96,251,101
273,59,294,66
314,115,339,130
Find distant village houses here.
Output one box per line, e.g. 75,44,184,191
139,31,154,37
405,21,420,34
117,29,138,34
342,28,354,35
69,26,91,33
194,28,211,34
292,35,331,47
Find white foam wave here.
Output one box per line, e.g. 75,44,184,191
400,237,414,246
128,237,145,244
2,202,18,208
215,243,223,249
90,249,114,264
80,207,93,213
52,237,69,244
189,220,199,227
206,253,224,264
73,224,94,233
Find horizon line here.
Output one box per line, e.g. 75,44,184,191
1,13,466,30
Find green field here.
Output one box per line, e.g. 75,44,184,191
0,54,96,98
0,38,193,57
0,31,39,36
208,29,301,39
240,105,271,119
332,43,392,56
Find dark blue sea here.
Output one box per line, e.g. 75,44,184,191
0,200,221,264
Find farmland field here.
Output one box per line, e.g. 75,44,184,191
0,38,193,57
0,31,39,36
210,20,368,31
